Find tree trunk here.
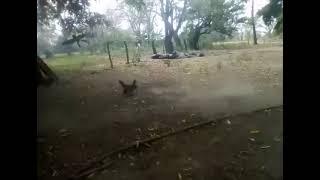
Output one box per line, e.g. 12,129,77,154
164,34,174,54
251,0,258,45
183,39,188,52
189,28,201,50
162,41,166,54
151,40,157,54
173,32,182,50
37,56,58,86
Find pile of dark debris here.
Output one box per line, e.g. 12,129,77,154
151,51,205,59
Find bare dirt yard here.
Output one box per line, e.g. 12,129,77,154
37,46,283,180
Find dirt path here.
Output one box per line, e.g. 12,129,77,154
94,106,283,180
37,46,282,179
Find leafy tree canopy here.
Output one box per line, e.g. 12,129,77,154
37,0,110,35
257,0,283,34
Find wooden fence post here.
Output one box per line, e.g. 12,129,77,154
124,41,129,64
106,42,113,69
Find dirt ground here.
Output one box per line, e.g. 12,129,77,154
37,46,283,180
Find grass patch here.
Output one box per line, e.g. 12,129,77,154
45,54,108,71
210,41,282,50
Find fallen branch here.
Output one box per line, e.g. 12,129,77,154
73,105,283,178
70,161,113,179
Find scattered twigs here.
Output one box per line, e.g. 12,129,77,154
72,105,282,178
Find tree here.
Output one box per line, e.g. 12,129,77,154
53,34,78,55
184,0,246,50
159,0,188,54
37,0,90,33
262,19,276,38
62,33,89,47
85,12,111,54
37,0,93,83
251,0,258,45
37,23,57,57
143,0,158,45
120,1,147,43
257,0,283,35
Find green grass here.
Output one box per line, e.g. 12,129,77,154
45,47,155,71
208,41,282,50
45,54,107,72
44,42,281,73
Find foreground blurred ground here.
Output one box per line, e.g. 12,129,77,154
37,45,283,180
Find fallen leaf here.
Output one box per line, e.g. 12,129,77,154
273,137,281,142
60,133,71,137
239,151,250,156
88,173,95,178
128,155,135,160
183,167,192,171
226,119,231,125
178,172,182,180
260,145,271,149
250,130,260,134
51,169,58,177
59,129,68,134
143,143,151,148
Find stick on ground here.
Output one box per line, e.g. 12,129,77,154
70,161,113,179
73,105,283,178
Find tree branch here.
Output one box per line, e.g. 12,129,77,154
159,0,166,21
174,0,188,33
